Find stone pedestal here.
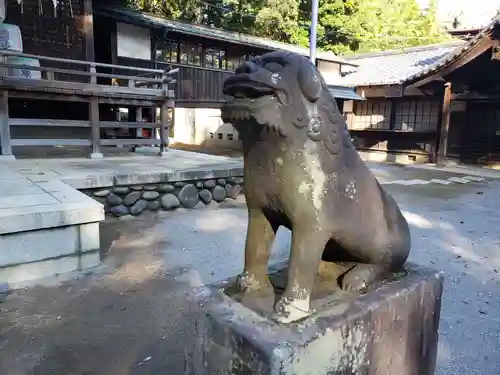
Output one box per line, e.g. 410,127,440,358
185,263,443,375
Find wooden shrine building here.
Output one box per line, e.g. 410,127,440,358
92,5,361,148
0,1,361,158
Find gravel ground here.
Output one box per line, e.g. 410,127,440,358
0,163,499,375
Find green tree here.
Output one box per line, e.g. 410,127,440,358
348,0,451,53
253,0,301,44
116,0,451,55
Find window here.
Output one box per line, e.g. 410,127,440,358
189,45,202,66
179,43,202,66
226,49,244,71
394,99,439,132
204,47,225,69
179,43,189,64
155,40,179,63
353,100,391,130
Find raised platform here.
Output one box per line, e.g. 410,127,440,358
0,164,103,285
0,150,244,284
8,149,243,190
186,263,443,375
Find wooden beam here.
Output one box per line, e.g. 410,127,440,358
83,0,95,62
100,138,158,146
100,121,161,128
413,38,494,88
0,90,12,157
9,119,91,127
436,82,452,166
11,139,92,146
89,97,102,158
451,92,500,101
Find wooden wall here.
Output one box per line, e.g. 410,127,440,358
5,0,88,60
348,96,441,156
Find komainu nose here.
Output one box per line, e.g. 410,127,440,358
235,61,258,75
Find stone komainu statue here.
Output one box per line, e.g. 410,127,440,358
221,51,411,323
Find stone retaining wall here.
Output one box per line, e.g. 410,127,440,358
81,177,244,218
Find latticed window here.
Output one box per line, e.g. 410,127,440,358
353,99,392,130
155,40,179,63
204,47,226,69
394,99,440,132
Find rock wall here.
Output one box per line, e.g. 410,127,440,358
81,177,244,218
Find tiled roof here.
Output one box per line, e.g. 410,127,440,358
405,18,500,83
337,41,465,87
95,6,357,66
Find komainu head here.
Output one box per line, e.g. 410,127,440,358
221,51,343,140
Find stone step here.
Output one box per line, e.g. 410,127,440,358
0,172,104,285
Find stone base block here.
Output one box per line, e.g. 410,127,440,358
0,222,101,284
357,150,430,165
0,154,15,161
185,263,443,375
0,250,100,286
88,152,104,160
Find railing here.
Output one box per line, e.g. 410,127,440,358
117,57,233,104
0,50,176,159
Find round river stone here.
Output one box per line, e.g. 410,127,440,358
203,179,216,189
124,191,142,206
147,201,161,211
157,184,175,193
113,186,130,195
199,189,212,204
93,189,110,198
109,205,128,217
143,191,160,201
226,184,242,199
106,193,123,206
212,185,226,202
161,194,180,210
130,200,148,215
178,184,199,208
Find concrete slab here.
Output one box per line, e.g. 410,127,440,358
448,177,472,184
1,149,244,189
408,163,500,179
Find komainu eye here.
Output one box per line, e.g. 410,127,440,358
264,61,283,72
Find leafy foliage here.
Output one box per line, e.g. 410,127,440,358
117,0,451,54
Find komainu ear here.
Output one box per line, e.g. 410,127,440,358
297,61,322,102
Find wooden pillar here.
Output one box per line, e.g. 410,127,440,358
158,71,173,156
0,90,13,159
436,82,452,166
89,97,102,159
159,103,169,155
83,0,95,62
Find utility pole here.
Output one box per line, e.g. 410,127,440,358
309,0,319,65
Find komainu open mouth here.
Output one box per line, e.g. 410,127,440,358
223,79,286,109
223,80,274,99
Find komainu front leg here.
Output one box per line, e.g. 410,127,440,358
274,227,329,323
238,208,277,297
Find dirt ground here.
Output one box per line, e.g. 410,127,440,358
1,163,500,375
